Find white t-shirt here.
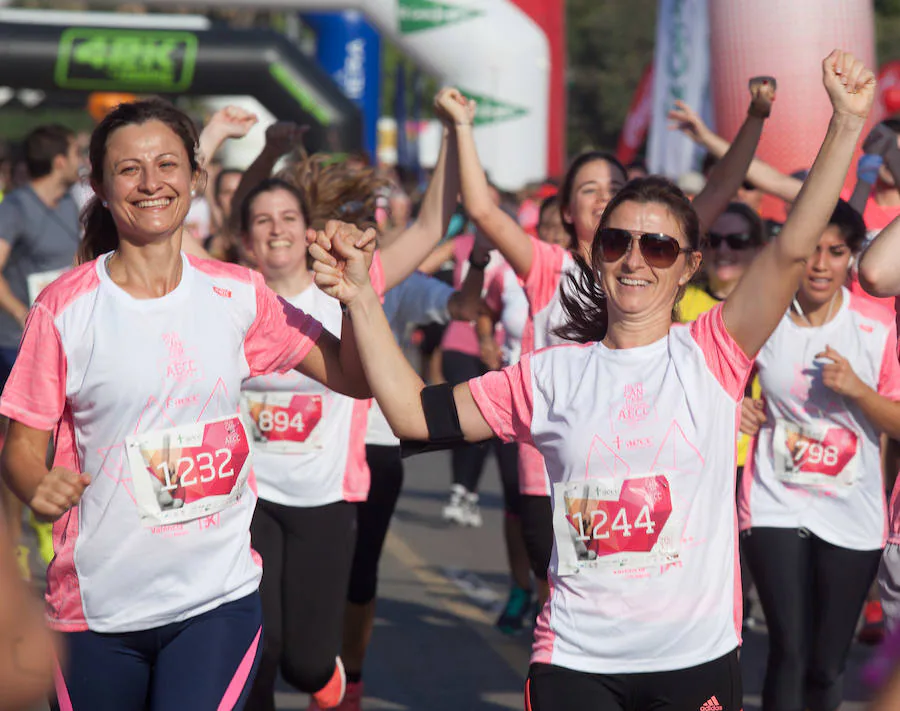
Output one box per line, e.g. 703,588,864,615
469,305,751,674
485,263,529,367
0,253,322,633
738,289,900,550
366,270,453,447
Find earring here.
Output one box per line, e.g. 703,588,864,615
101,200,108,208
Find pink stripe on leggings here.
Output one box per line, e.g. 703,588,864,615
54,656,73,711
217,626,262,711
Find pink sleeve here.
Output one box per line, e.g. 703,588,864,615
0,303,66,431
689,303,753,401
522,236,567,312
244,272,324,377
467,354,534,444
484,267,505,315
878,322,900,401
370,250,386,300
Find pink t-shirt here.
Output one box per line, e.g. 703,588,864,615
440,234,505,357
516,237,579,496
242,255,385,506
739,290,900,549
0,253,322,633
469,305,752,674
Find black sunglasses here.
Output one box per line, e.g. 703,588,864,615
707,232,756,250
597,228,695,269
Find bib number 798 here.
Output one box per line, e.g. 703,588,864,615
155,449,235,491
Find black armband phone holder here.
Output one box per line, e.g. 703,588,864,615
400,383,466,458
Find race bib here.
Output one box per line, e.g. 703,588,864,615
553,474,681,577
126,415,251,527
773,419,859,489
26,268,66,305
241,391,323,454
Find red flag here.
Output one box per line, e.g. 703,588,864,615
617,64,654,166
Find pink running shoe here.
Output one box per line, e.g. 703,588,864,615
306,658,346,710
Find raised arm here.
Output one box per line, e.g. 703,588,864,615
376,89,463,290
690,78,774,231
670,100,803,204
723,51,873,357
309,224,494,443
859,212,900,296
197,106,259,169
437,88,536,279
228,122,308,232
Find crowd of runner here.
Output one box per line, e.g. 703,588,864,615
3,47,900,711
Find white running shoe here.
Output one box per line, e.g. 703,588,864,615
442,484,468,524
461,491,483,527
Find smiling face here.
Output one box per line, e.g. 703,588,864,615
598,201,701,321
564,159,627,247
243,188,309,278
798,225,852,307
96,119,197,246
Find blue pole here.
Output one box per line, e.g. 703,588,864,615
304,11,381,158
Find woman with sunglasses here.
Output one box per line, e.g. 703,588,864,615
736,198,900,711
308,50,874,711
433,80,770,615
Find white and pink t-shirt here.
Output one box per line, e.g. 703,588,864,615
739,289,900,550
484,263,529,368
517,237,580,496
469,305,751,674
440,234,505,357
0,253,322,633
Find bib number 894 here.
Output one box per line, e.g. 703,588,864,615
257,409,304,435
156,449,234,491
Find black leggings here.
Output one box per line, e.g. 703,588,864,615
348,445,405,605
520,494,553,581
526,649,741,711
742,527,882,711
442,350,520,507
246,499,356,711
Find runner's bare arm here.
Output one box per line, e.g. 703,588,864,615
197,105,259,168
310,225,494,442
669,100,803,204
723,51,873,357
440,88,535,279
377,117,461,290
690,78,773,232
416,240,457,275
0,521,57,711
295,323,371,400
1,422,89,522
859,214,900,296
227,122,308,233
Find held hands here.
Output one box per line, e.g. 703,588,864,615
748,76,777,119
307,220,378,306
435,87,476,128
265,122,309,156
823,50,876,120
816,346,868,400
740,398,767,437
29,467,90,522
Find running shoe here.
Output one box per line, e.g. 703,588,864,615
320,681,362,711
858,600,885,646
441,484,468,524
307,658,346,710
461,491,482,527
15,544,30,582
30,513,54,566
496,585,533,635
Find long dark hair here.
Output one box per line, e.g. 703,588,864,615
77,98,204,265
558,150,627,250
555,176,701,343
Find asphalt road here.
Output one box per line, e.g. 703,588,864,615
25,448,876,710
